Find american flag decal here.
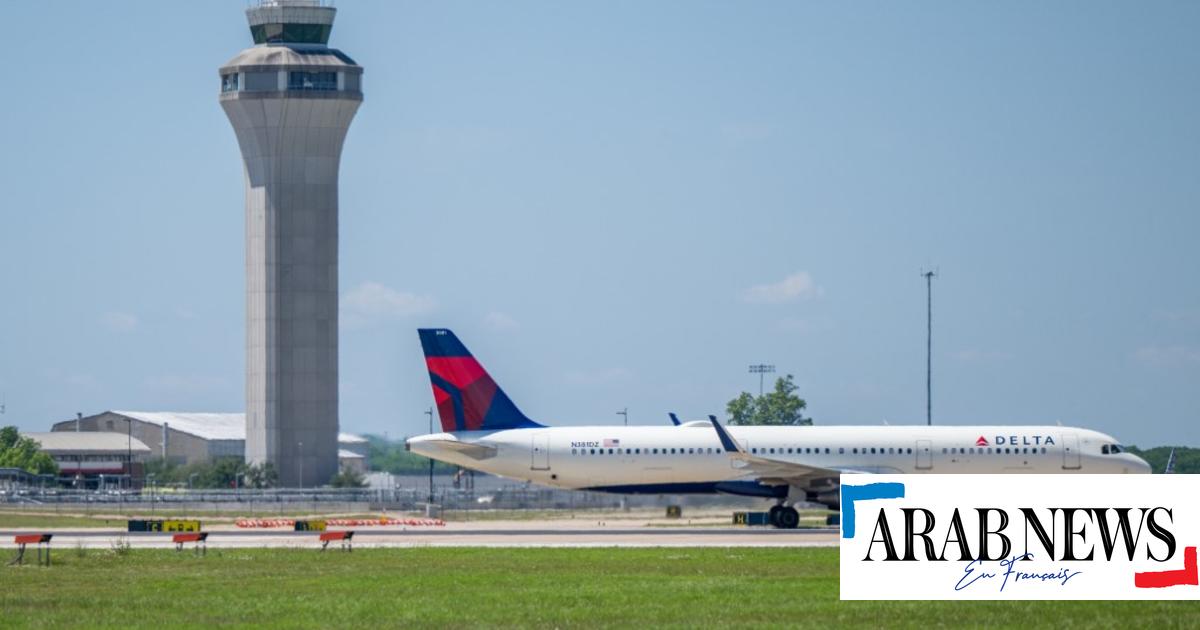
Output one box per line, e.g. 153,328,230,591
604,438,620,447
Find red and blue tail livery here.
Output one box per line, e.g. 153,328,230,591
418,329,543,432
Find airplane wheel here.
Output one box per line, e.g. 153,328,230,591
776,506,800,529
767,505,783,527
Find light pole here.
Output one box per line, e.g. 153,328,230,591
126,416,133,490
147,473,156,513
921,269,937,426
297,441,304,489
616,408,628,426
424,407,434,504
749,364,776,397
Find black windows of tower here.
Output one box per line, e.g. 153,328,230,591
243,71,278,92
251,23,333,45
289,71,338,91
221,73,239,92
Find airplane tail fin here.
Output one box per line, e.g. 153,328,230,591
418,329,543,433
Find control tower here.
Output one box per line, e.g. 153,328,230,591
219,0,362,487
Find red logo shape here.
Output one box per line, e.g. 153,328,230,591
1135,546,1198,588
975,436,989,447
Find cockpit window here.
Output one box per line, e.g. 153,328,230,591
1102,444,1125,455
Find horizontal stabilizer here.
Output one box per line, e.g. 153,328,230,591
419,439,497,460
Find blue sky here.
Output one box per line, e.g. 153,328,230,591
1,1,1197,446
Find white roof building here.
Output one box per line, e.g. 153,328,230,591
112,411,246,441
51,411,369,468
23,431,152,478
24,432,152,456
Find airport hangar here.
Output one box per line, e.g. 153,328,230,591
12,431,153,489
50,411,368,478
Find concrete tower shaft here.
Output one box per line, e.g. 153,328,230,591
219,0,361,487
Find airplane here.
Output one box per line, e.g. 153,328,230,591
406,329,1153,528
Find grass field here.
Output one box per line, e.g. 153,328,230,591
2,548,1197,628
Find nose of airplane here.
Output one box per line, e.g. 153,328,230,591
1126,454,1153,474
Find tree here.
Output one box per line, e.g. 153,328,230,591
1125,446,1200,474
330,468,367,488
0,426,58,475
725,375,813,426
364,434,456,474
244,462,278,489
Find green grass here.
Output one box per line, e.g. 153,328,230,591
0,513,129,529
2,548,1197,628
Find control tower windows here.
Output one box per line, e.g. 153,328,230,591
243,71,278,92
221,73,239,93
251,23,333,45
289,71,337,91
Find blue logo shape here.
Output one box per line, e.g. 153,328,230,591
841,482,905,539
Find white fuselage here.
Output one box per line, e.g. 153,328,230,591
407,423,1151,494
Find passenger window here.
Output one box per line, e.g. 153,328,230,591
652,448,658,454
839,448,845,454
852,448,858,454
826,448,831,454
907,448,912,454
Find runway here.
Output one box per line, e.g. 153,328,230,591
1,525,840,549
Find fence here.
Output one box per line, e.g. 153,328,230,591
0,474,769,515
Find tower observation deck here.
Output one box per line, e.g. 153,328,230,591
219,0,362,487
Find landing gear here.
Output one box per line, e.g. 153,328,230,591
768,504,800,529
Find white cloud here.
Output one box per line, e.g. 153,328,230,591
1134,345,1200,367
742,271,822,304
102,311,138,332
484,311,519,331
564,367,632,387
341,282,435,327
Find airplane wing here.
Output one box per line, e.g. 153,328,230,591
707,416,867,487
419,439,497,460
